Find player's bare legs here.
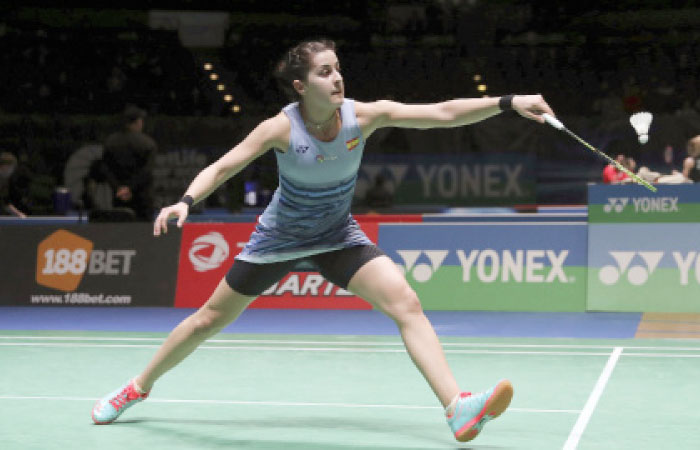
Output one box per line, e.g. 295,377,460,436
136,279,256,391
347,255,512,442
347,255,459,407
92,279,255,424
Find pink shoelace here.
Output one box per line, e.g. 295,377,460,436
109,384,142,411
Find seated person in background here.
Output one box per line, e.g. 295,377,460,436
602,153,629,184
635,166,689,184
635,150,690,185
100,105,157,221
0,151,29,218
683,135,700,183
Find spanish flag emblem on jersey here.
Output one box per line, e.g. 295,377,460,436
346,136,360,151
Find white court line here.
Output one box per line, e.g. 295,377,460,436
1,336,700,352
0,395,579,414
2,342,698,357
621,352,700,358
0,342,612,355
563,346,623,450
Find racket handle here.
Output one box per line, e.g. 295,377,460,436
542,113,565,130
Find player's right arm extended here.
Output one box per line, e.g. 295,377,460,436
182,115,288,205
153,114,289,235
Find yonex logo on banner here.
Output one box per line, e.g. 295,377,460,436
359,163,524,200
395,249,570,283
603,196,679,214
415,164,524,198
632,196,679,213
357,164,409,197
603,197,629,213
457,249,570,283
599,251,663,285
189,232,230,272
599,251,700,286
396,250,449,282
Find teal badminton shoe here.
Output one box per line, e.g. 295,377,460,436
92,379,149,424
446,379,513,442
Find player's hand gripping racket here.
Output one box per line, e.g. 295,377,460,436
541,113,657,192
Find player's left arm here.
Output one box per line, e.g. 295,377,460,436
356,95,555,137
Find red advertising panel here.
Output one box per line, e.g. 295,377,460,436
174,221,380,309
174,223,254,308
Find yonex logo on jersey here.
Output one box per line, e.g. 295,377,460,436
189,232,230,272
295,145,309,154
598,251,663,285
603,197,629,213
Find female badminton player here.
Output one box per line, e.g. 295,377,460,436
92,39,556,442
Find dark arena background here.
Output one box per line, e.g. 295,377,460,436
1,1,700,449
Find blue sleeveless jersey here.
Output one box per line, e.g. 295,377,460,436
236,99,373,263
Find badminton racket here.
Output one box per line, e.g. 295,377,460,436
542,113,657,192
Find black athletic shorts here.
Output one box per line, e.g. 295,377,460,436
225,244,386,296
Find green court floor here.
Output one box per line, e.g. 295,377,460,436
1,331,699,449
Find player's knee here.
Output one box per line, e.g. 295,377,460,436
190,311,224,336
385,286,423,322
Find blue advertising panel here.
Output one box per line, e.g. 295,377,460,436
588,184,700,223
378,223,588,311
587,223,700,312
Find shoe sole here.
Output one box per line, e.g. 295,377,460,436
455,379,514,442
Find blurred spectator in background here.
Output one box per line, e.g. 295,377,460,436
635,142,695,185
661,144,677,174
602,153,629,184
99,105,157,221
0,151,29,218
683,135,700,183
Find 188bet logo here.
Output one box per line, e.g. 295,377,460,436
36,230,136,292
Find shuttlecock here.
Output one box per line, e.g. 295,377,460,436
630,112,653,144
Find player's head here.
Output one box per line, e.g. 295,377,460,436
275,39,343,107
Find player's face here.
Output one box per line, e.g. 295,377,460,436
301,50,344,107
